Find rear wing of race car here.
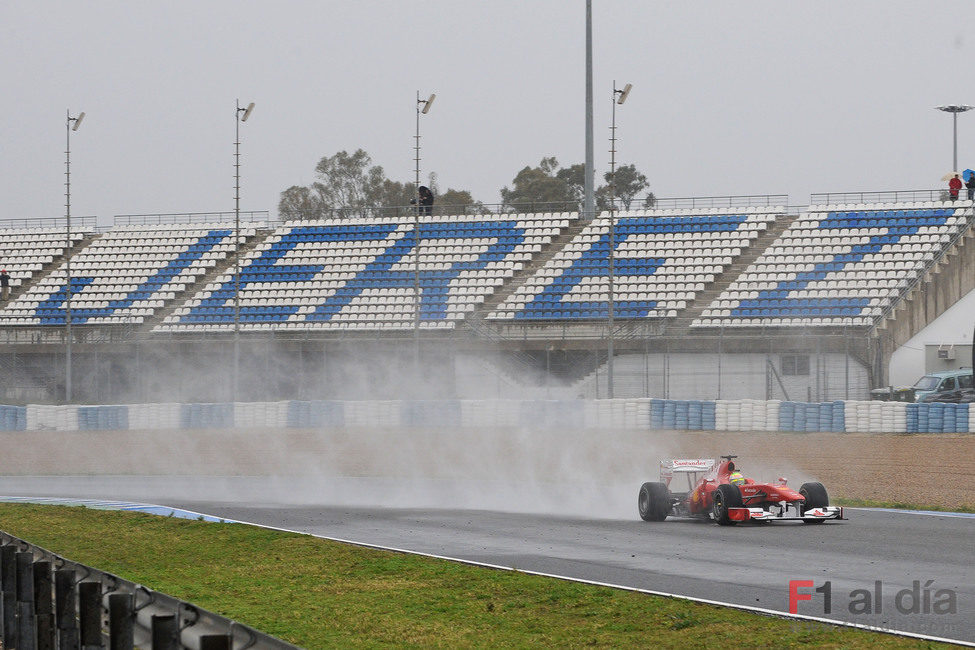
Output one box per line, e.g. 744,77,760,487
660,458,715,483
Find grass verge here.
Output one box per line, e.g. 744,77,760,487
834,497,975,514
0,503,955,649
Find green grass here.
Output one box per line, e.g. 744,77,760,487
834,497,975,514
0,504,955,649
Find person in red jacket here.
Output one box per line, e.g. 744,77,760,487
949,174,962,201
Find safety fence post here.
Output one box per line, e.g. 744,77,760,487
55,569,78,650
0,543,16,647
78,581,102,649
150,613,179,650
200,634,232,650
17,551,36,650
33,559,54,650
107,592,133,650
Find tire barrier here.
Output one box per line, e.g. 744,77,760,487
0,405,26,431
0,399,969,433
77,405,129,431
0,532,298,650
286,400,345,428
180,403,234,429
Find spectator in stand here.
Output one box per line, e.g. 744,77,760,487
411,185,434,216
0,269,9,301
965,173,975,201
949,173,963,201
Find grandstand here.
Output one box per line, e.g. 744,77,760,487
0,193,970,405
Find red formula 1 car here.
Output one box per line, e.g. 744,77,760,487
638,455,844,525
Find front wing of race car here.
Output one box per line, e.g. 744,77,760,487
727,506,845,522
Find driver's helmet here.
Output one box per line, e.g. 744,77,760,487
729,471,746,486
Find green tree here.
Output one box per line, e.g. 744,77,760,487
309,149,387,217
596,164,650,211
500,157,579,213
500,158,653,214
278,185,324,221
427,173,487,215
279,150,480,220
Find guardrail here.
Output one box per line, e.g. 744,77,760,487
0,532,298,650
809,189,959,205
113,212,272,227
0,216,98,232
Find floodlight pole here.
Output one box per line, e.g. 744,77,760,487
65,109,84,403
583,0,594,220
414,91,434,376
607,81,630,399
234,99,254,402
935,105,973,172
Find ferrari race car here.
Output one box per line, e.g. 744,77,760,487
638,455,844,525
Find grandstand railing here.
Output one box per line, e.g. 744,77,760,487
810,189,953,205
277,194,791,221
113,211,271,226
0,216,97,231
636,194,787,209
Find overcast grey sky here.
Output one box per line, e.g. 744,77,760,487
1,1,971,224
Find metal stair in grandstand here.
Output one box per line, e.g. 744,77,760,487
467,215,590,321
663,211,798,334
139,228,275,332
6,232,103,308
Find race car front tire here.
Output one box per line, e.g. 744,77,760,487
799,481,829,524
711,483,742,526
638,482,671,522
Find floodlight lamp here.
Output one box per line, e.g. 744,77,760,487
71,112,85,131
240,102,255,122
935,105,974,114
421,93,435,114
616,83,632,105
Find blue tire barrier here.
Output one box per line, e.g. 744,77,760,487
906,403,919,433
0,405,26,431
78,405,129,431
779,402,796,431
287,400,310,428
687,400,702,430
817,402,832,432
957,403,969,433
831,401,845,432
940,403,955,433
926,403,943,433
650,399,665,429
180,403,234,429
917,403,929,433
701,401,717,430
674,401,689,429
287,400,345,428
662,400,677,428
804,402,819,432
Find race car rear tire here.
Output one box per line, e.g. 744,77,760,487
712,483,742,526
799,481,829,524
638,482,671,522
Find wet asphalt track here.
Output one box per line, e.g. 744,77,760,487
162,502,974,645
2,477,973,645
